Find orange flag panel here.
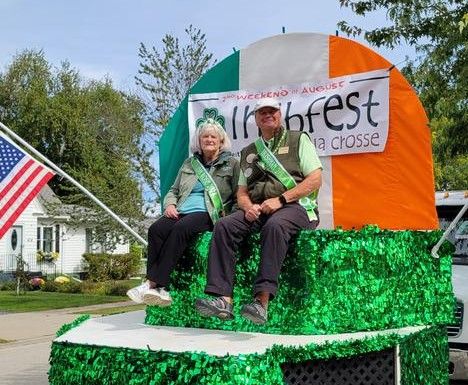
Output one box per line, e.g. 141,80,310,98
328,36,438,230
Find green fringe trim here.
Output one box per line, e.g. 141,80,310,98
49,326,448,385
56,315,91,337
146,227,455,335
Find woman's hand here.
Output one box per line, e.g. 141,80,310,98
164,205,179,219
245,204,262,222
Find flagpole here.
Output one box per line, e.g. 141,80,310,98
0,121,148,247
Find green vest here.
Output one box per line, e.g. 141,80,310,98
240,130,304,203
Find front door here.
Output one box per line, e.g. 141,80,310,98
4,226,23,271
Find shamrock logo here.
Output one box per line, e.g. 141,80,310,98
196,108,226,129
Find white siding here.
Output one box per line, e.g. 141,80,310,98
57,227,131,274
0,198,43,271
112,237,130,254
59,225,88,274
1,192,131,274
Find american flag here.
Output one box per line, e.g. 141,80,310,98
0,133,55,238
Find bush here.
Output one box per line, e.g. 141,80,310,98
0,280,17,291
58,281,82,294
42,280,59,292
82,252,142,281
69,279,135,295
80,281,108,295
54,276,70,284
4,275,132,296
104,281,134,296
40,280,81,294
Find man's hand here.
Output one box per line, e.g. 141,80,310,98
245,204,262,222
164,204,179,219
261,197,282,214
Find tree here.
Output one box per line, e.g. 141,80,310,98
135,25,215,200
136,25,215,141
0,50,155,246
338,0,468,190
15,255,29,295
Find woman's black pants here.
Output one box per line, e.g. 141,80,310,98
146,212,212,287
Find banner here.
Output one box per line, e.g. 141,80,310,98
188,69,389,156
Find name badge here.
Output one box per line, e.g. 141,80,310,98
278,146,289,155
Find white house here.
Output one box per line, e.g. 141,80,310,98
0,185,130,275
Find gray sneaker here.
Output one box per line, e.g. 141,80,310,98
240,300,267,325
195,297,234,320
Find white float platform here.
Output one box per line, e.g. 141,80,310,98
54,311,427,357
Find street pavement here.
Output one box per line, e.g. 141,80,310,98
0,301,135,385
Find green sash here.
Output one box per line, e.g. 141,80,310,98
191,157,224,222
254,136,318,221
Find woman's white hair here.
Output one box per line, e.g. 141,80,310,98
190,118,231,154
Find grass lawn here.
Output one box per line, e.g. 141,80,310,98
0,291,128,313
77,304,145,316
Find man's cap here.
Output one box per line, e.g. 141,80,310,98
254,97,280,112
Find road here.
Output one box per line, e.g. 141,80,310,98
0,301,133,385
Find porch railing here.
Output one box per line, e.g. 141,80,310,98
0,253,60,277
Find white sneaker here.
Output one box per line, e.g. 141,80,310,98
126,281,150,304
143,287,172,307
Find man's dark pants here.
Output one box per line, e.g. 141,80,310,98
205,203,318,299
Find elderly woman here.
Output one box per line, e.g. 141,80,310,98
127,119,239,306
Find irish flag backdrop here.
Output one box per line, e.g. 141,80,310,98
159,33,437,230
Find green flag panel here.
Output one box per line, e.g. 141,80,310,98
159,51,240,201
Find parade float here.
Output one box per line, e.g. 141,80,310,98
49,33,454,385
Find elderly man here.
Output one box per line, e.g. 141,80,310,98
195,97,322,324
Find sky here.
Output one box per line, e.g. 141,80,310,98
0,0,413,92
0,0,412,208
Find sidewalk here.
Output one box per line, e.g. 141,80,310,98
0,301,137,385
0,300,135,343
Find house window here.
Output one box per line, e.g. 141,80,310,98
11,229,18,250
85,228,93,253
37,225,60,253
43,227,53,252
55,225,60,253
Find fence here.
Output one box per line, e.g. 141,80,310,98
0,253,59,277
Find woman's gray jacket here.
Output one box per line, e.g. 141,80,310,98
163,151,240,223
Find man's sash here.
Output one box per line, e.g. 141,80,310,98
191,157,224,222
254,138,318,221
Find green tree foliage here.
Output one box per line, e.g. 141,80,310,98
0,50,154,246
135,26,215,204
338,0,467,190
135,25,215,144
